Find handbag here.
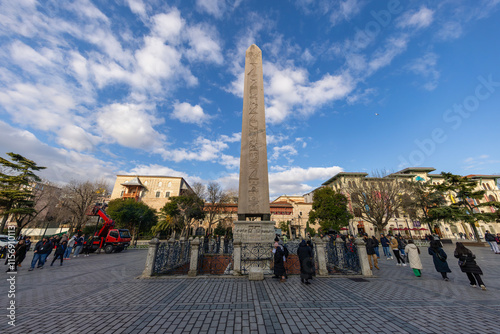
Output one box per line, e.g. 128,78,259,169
458,258,467,267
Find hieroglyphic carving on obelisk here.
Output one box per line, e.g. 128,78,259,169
237,44,271,221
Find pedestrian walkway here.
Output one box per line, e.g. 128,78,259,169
1,244,499,333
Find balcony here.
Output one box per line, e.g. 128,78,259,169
122,192,140,201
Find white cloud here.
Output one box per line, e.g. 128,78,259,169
172,102,211,125
397,7,434,30
264,63,353,123
160,136,229,163
151,10,184,43
97,103,165,149
330,0,363,26
0,82,77,131
196,0,226,18
406,52,440,90
56,125,101,152
436,21,463,40
268,166,343,198
271,145,298,163
368,35,408,72
185,24,224,64
220,154,239,169
0,121,115,185
126,0,147,19
220,133,241,143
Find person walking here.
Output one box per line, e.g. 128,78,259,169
364,234,379,270
28,237,52,271
405,240,423,277
73,234,85,257
83,237,93,257
428,240,451,281
484,230,500,254
51,241,67,266
380,234,393,260
297,240,314,284
371,236,380,258
273,242,286,282
397,235,407,256
65,235,76,259
6,239,27,272
390,236,406,266
454,242,486,290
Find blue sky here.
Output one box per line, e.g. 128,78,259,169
1,0,499,199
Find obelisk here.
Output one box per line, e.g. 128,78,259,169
234,44,274,244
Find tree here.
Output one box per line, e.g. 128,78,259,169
428,172,489,241
308,187,352,233
403,180,446,232
348,175,409,232
158,192,205,237
278,220,290,237
0,153,46,232
204,182,232,236
106,199,157,243
62,180,110,234
12,182,62,237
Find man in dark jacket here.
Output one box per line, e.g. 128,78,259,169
51,241,67,266
28,237,52,270
380,234,393,260
484,231,500,253
364,235,379,270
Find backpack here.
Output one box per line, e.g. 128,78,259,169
282,245,289,258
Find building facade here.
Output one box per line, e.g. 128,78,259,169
317,167,500,240
109,175,193,211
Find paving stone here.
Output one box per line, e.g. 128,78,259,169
1,246,499,333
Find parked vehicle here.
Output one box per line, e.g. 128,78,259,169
85,207,131,254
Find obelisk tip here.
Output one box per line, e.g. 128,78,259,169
247,44,261,52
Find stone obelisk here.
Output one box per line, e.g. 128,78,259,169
233,44,275,244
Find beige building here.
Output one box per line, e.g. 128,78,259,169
109,175,192,211
317,167,500,240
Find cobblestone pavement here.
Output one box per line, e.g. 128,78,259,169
1,244,499,334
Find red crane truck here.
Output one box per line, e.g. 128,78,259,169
87,207,131,254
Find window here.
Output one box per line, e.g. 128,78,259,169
168,181,172,188
109,231,119,238
155,191,160,198
120,191,124,197
158,181,162,187
486,183,492,190
165,191,170,198
483,184,487,190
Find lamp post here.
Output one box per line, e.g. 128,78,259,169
403,215,413,240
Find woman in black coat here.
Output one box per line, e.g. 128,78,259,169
428,240,451,281
297,240,314,284
454,242,486,290
273,242,286,282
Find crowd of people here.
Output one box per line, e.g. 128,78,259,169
362,233,488,290
4,233,92,272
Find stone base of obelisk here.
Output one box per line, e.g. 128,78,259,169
233,220,276,275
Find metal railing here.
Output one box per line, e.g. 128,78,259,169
241,243,273,275
153,240,191,275
325,238,361,274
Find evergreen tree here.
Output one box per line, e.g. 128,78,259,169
308,187,352,233
0,153,46,232
428,172,489,241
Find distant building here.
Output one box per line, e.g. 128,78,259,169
317,167,500,239
109,175,193,211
